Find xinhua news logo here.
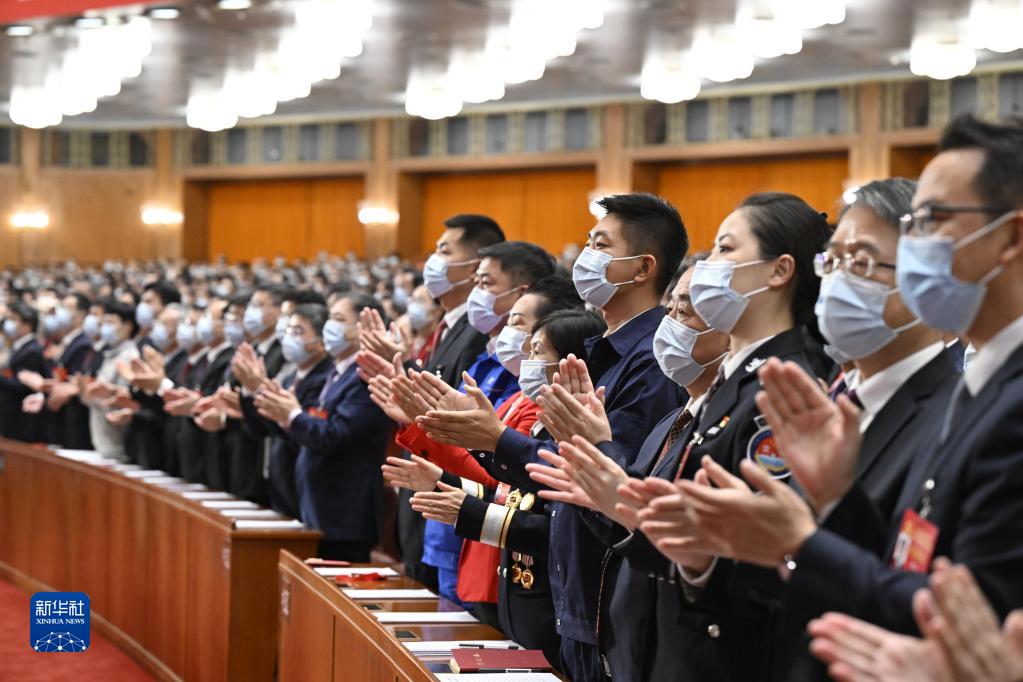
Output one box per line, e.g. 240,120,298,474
29,592,90,653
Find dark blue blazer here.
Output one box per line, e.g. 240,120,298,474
48,331,95,448
241,355,334,519
0,338,48,442
289,362,392,543
787,341,1023,637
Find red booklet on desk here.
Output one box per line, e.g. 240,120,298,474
449,648,552,673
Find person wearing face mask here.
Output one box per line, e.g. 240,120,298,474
136,281,181,349
389,241,554,609
403,283,443,362
81,301,140,460
466,193,686,681
240,303,333,519
389,308,605,669
688,116,1023,665
0,302,48,442
359,215,503,590
275,288,328,380
255,293,392,562
380,273,572,622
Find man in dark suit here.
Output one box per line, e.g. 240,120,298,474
257,292,393,561
239,302,332,519
0,302,47,442
358,214,503,586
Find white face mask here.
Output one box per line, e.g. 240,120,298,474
467,286,518,334
494,327,530,376
423,254,477,298
518,359,556,401
406,301,432,332
572,247,644,309
690,259,770,333
653,315,725,387
815,269,919,361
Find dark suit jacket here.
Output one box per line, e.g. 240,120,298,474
126,348,188,469
398,313,488,584
48,331,95,448
787,342,1023,638
0,338,48,442
601,328,816,682
178,346,235,485
225,339,283,501
289,362,392,543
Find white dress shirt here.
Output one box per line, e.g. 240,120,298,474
964,314,1023,397
849,341,946,433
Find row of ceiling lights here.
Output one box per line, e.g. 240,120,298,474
3,0,1023,127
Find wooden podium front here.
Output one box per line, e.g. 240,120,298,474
278,551,511,682
0,438,322,681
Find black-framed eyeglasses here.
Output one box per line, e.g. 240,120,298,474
899,205,1013,236
814,252,896,279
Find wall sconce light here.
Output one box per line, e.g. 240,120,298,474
141,206,183,225
10,211,50,229
357,202,399,225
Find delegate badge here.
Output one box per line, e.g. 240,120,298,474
746,415,790,479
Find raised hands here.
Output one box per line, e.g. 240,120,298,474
17,369,48,393
415,373,504,450
162,386,201,417
409,482,467,526
755,358,861,513
536,354,612,444
382,454,443,492
358,307,409,363
253,379,301,427
231,343,267,392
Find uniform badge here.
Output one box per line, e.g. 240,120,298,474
307,406,328,420
746,415,790,479
745,357,766,374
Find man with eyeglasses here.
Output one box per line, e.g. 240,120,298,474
625,115,1023,675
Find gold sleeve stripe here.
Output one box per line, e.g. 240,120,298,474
460,477,484,498
480,503,509,547
499,508,516,549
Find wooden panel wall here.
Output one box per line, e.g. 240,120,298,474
206,176,365,262
889,145,936,181
0,168,181,267
418,167,596,257
650,152,850,252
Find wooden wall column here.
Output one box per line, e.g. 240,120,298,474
596,104,632,196
847,82,890,187
363,119,401,258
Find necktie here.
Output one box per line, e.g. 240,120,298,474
846,387,864,410
694,365,727,426
426,320,447,365
655,408,694,466
828,373,847,401
317,367,339,404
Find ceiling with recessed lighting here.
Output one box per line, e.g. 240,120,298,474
0,0,1021,130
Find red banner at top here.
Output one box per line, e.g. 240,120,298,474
0,1,165,23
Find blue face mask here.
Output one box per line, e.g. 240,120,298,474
244,306,268,336
494,326,530,376
83,314,100,339
3,318,19,337
815,270,919,360
322,319,351,356
176,323,197,350
43,314,62,336
518,359,557,402
423,254,477,298
282,334,314,365
136,302,155,328
151,322,172,351
406,301,432,331
100,322,122,347
467,286,519,334
55,306,73,330
275,315,289,342
197,316,217,345
225,320,246,347
572,247,644,309
896,210,1016,334
690,259,770,334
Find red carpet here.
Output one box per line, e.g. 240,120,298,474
0,578,154,682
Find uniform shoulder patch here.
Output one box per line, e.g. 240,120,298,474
746,414,790,479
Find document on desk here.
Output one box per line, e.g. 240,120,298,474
180,491,231,499
342,588,436,600
122,469,167,478
234,519,305,530
403,640,520,657
372,611,479,624
218,509,281,518
435,675,559,681
53,449,108,464
200,500,259,509
314,566,400,577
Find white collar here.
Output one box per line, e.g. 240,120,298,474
683,391,707,417
62,328,84,349
850,342,945,417
206,341,232,363
334,353,357,377
443,302,467,329
256,334,276,356
722,334,776,380
11,333,34,353
107,339,135,356
188,348,208,364
964,314,1023,397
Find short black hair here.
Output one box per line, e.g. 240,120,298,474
293,303,328,337
143,280,181,306
7,301,38,331
341,291,386,325
525,275,584,320
739,192,832,343
478,241,556,288
103,299,140,338
532,309,607,360
255,284,290,306
69,292,93,313
229,293,251,309
839,178,917,231
444,214,505,254
939,115,1023,209
285,289,328,306
598,193,688,295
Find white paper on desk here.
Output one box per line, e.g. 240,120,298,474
314,567,400,578
402,640,519,655
111,463,143,472
372,611,478,624
201,500,258,509
218,509,281,518
435,675,559,682
143,476,183,484
53,449,105,463
180,490,229,499
168,483,208,492
122,469,167,479
342,589,436,600
234,519,305,530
